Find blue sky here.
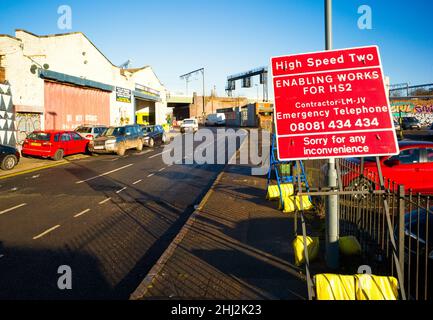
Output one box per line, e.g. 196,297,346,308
1,0,432,98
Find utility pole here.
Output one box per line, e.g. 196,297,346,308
325,0,339,269
202,68,205,121
180,68,205,120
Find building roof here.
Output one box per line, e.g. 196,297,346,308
13,29,149,73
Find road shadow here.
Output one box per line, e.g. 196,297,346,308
0,241,112,300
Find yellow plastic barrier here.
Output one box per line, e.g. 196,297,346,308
339,236,362,256
266,184,294,200
279,196,313,213
355,275,399,300
292,236,319,266
315,274,356,300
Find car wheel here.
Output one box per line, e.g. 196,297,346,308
136,140,144,151
1,155,17,171
148,138,155,148
53,149,64,161
117,144,126,156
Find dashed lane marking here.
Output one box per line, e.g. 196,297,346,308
133,179,142,185
147,173,155,178
158,167,166,172
76,164,133,184
149,149,171,159
0,203,27,216
33,225,61,240
116,187,127,194
99,197,112,205
74,209,91,218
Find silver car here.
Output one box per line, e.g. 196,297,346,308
75,125,108,140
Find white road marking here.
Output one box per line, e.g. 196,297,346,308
0,254,4,259
76,164,133,184
149,149,171,159
99,197,112,205
133,150,152,156
116,187,127,194
133,179,142,185
158,167,166,172
147,173,155,178
32,174,40,179
74,209,91,218
33,225,61,240
0,203,27,216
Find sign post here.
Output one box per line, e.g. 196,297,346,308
270,45,400,268
325,0,339,269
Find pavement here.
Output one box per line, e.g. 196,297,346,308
131,133,308,300
0,127,240,300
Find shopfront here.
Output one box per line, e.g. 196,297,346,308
134,84,161,125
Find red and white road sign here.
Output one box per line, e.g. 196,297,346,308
271,46,399,161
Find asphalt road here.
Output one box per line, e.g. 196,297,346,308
0,128,246,299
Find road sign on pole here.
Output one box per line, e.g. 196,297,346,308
270,46,399,161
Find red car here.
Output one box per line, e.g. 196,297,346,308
343,141,433,195
22,131,89,161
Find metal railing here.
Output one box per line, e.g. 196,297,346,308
301,158,432,300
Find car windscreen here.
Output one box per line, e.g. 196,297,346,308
103,127,125,136
76,127,92,133
27,132,51,141
142,126,155,133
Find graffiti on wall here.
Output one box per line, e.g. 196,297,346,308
391,99,433,125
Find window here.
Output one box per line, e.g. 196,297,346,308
103,127,125,136
425,148,433,163
61,133,71,142
54,134,60,142
71,132,82,141
390,148,420,164
76,127,92,134
28,132,51,141
125,126,133,136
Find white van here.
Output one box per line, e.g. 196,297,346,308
205,113,226,126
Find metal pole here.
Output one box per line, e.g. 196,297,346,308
325,0,339,269
202,69,205,122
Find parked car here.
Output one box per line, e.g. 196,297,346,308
398,207,433,297
22,131,89,161
0,144,20,170
180,118,199,133
140,125,167,147
343,141,433,195
88,125,144,156
75,125,108,140
401,117,421,130
205,113,226,126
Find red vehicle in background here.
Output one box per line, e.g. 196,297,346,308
343,141,433,195
22,131,89,161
